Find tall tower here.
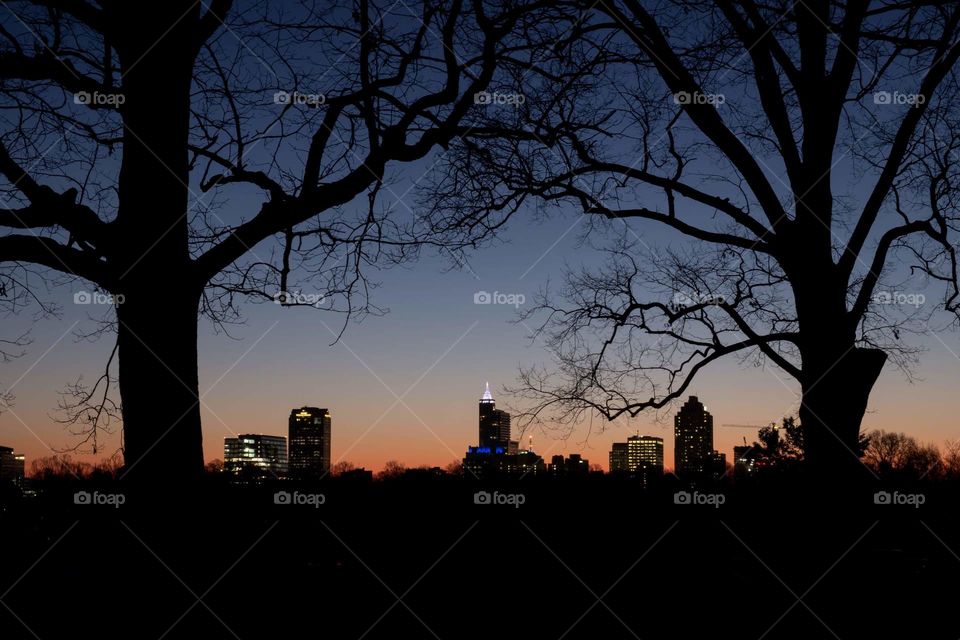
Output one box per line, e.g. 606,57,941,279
478,382,511,450
674,396,713,480
288,407,332,478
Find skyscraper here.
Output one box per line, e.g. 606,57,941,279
224,434,288,479
288,407,331,478
465,383,542,477
478,382,511,450
674,396,714,480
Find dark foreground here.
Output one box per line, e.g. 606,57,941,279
1,476,957,639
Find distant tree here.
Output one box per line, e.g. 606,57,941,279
444,459,464,476
377,460,406,480
943,440,960,480
91,455,123,480
29,455,92,481
779,417,806,462
863,430,941,480
204,459,224,474
329,460,356,477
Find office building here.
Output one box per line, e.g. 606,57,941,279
0,446,25,488
289,407,332,478
628,435,664,474
224,434,288,479
609,443,629,474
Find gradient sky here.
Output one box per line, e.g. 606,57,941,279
2,154,959,474
1,3,959,472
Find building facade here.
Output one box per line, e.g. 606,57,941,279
0,446,25,488
289,407,332,478
224,434,288,479
609,443,630,474
628,435,664,474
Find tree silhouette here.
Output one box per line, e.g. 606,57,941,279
863,429,941,480
428,0,960,478
0,0,568,479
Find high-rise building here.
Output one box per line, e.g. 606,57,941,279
609,443,629,473
224,434,288,479
464,383,542,477
478,382,511,450
628,435,664,474
289,407,332,478
0,446,25,488
674,396,714,480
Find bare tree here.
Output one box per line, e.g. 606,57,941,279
329,460,357,476
0,0,570,480
863,429,941,479
427,0,960,478
376,459,406,480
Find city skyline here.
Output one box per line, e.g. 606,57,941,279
7,372,953,476
2,204,959,476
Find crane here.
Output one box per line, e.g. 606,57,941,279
721,423,772,430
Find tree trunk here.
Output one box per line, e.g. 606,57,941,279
109,2,205,481
799,346,886,484
116,289,204,481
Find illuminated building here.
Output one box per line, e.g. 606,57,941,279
464,383,543,477
734,445,756,477
674,396,715,481
628,435,664,474
0,445,25,488
224,435,288,479
479,382,511,449
289,407,332,478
